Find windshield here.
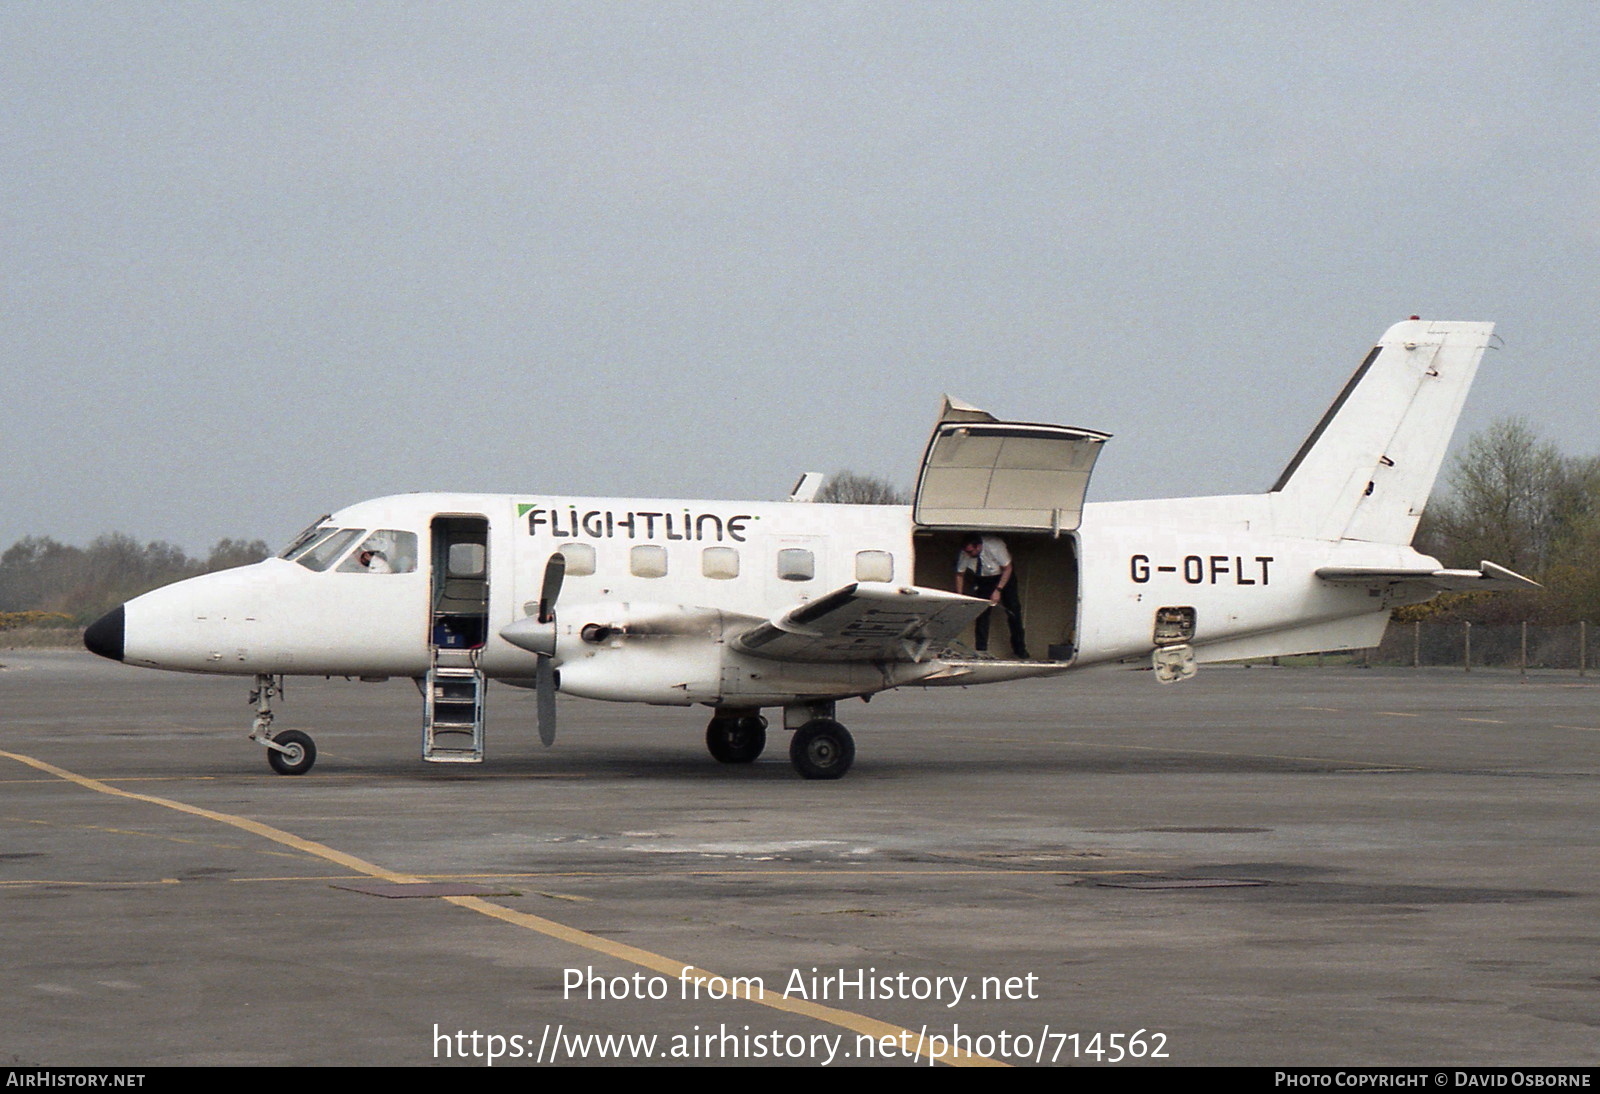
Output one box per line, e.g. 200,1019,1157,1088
294,528,365,572
278,516,334,560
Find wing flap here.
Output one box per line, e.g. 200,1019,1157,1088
733,582,989,663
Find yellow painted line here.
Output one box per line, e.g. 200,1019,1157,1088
1555,725,1600,732
1460,718,1506,725
0,748,999,1067
4,814,304,858
1299,706,1343,712
0,776,224,785
0,772,587,786
447,893,999,1064
0,750,412,881
228,866,1152,883
5,866,1149,890
1376,711,1421,718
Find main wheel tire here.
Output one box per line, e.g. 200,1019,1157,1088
706,715,767,764
267,730,317,776
789,719,855,780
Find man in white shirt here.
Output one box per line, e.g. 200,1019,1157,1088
954,534,1030,659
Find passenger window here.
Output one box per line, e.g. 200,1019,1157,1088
630,545,668,578
776,548,815,582
337,530,418,574
702,546,739,579
559,543,596,577
855,550,893,582
448,542,485,577
295,529,364,572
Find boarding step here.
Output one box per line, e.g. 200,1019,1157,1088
423,659,485,763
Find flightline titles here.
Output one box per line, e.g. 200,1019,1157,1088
563,965,1040,1009
525,506,755,542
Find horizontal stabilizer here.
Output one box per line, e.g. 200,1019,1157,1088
734,582,989,664
1315,559,1540,592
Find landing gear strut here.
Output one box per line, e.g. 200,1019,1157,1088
249,674,318,776
706,713,767,763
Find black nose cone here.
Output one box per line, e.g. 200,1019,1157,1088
84,605,125,662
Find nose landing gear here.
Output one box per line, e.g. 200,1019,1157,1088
249,674,318,776
265,729,316,776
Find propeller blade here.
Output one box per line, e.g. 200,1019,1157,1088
534,550,564,745
536,655,557,747
538,552,566,623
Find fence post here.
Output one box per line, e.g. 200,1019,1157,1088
1464,620,1472,673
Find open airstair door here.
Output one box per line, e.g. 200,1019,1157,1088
913,396,1110,534
424,515,489,763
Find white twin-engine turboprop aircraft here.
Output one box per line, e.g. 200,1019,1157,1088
85,319,1534,779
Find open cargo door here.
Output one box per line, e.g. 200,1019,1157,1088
912,396,1110,534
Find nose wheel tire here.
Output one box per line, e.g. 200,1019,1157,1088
267,730,317,776
789,719,854,780
706,715,767,764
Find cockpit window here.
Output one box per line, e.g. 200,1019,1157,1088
278,518,334,561
295,528,364,572
336,530,418,574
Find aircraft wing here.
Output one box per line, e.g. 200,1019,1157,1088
732,582,990,663
1315,559,1539,591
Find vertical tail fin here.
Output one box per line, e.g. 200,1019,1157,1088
1269,319,1494,545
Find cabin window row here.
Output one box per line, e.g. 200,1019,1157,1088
279,528,894,584
556,543,894,583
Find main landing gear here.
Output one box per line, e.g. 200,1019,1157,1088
788,718,854,780
706,713,768,764
249,674,318,776
705,703,856,780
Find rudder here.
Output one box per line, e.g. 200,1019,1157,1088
1268,319,1494,545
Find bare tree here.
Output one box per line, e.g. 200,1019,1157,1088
1416,418,1600,623
0,535,269,622
815,471,909,505
1423,418,1583,573
205,538,271,571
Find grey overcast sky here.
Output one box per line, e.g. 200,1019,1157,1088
4,2,1596,553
